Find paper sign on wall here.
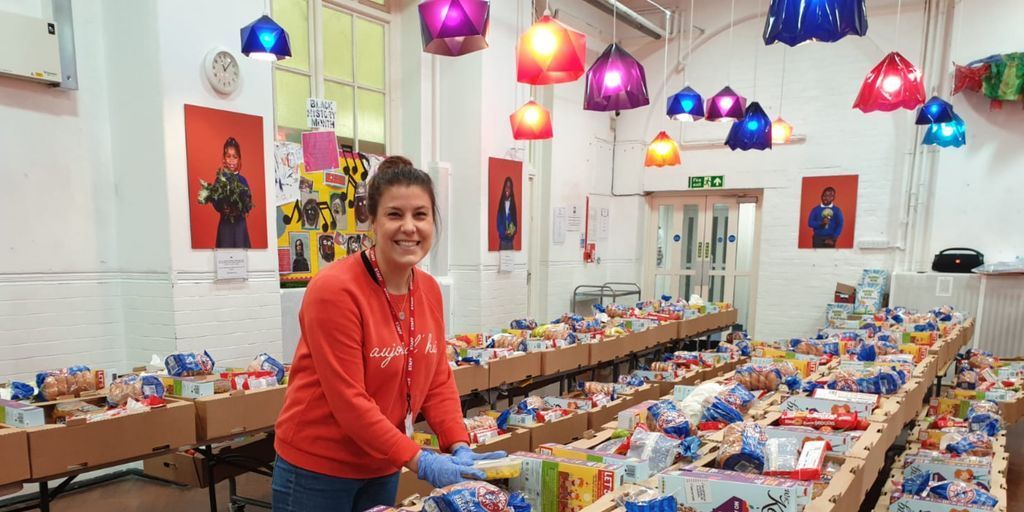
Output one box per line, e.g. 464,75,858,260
499,251,514,273
307,98,337,130
301,131,340,172
598,207,610,240
215,250,247,281
566,205,582,232
552,206,566,245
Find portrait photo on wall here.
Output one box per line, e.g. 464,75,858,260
185,104,268,249
487,157,523,252
798,174,858,249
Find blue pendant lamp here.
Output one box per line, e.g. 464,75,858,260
915,96,956,125
241,15,292,61
922,113,966,148
763,0,868,47
725,102,772,151
667,86,705,121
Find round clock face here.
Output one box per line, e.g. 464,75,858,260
205,49,240,94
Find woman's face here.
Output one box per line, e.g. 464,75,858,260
294,239,304,256
224,147,240,172
504,181,512,196
371,185,434,270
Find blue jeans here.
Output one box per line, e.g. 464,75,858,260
272,456,401,512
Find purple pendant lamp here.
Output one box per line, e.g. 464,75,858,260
583,43,649,112
418,0,491,57
706,86,747,122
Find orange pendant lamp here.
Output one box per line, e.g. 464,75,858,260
517,12,586,85
509,100,552,140
771,117,793,144
644,131,681,167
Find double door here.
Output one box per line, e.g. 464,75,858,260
645,193,761,331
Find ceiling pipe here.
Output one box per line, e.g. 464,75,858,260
578,0,668,40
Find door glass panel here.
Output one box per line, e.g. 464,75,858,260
709,276,726,302
677,275,692,300
656,205,672,269
710,204,729,271
680,204,699,271
734,276,750,330
736,203,756,273
655,275,671,299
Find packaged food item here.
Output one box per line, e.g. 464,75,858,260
700,396,744,425
474,457,523,480
966,403,1003,437
8,381,35,401
35,366,98,401
646,400,692,438
107,374,165,407
52,400,106,423
942,431,994,457
488,333,526,351
926,479,999,507
510,318,538,330
778,411,869,431
626,429,686,472
246,353,286,384
164,351,216,377
957,368,980,390
717,423,767,474
423,481,530,512
718,383,757,413
734,364,782,391
620,489,677,512
580,381,614,397
930,415,968,430
763,438,799,476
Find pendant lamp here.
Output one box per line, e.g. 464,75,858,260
509,101,553,140
240,15,292,61
922,113,966,148
771,117,793,144
418,0,490,57
517,13,586,85
725,102,772,151
667,86,705,121
583,43,649,112
706,86,746,122
915,96,956,125
853,51,926,112
645,131,681,167
763,0,869,47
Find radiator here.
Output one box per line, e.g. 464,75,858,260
891,271,1024,357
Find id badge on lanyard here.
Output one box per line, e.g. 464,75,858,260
366,248,418,439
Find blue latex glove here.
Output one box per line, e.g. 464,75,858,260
451,446,507,466
416,449,485,488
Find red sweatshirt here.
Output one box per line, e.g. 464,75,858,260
275,252,468,479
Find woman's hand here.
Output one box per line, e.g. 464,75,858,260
412,449,485,488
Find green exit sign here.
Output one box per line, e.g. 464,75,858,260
688,175,724,189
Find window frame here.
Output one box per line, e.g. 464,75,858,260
273,0,392,154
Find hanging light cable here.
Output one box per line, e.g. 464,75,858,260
707,0,746,121
771,47,794,143
667,0,704,121
647,10,680,167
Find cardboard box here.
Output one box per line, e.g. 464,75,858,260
0,399,45,428
618,383,660,403
521,411,589,450
0,425,29,486
193,386,287,442
588,336,630,364
586,396,635,430
27,399,197,479
540,343,589,375
452,364,488,395
835,282,856,304
885,492,995,512
142,433,275,488
476,427,531,455
622,330,654,354
488,352,542,387
395,467,435,504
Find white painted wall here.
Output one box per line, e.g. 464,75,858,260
925,0,1024,265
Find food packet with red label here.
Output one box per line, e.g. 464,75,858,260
929,415,968,430
778,411,869,431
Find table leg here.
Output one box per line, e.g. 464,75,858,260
204,445,217,512
38,481,49,512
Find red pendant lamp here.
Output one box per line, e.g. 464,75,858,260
517,12,586,85
645,131,681,167
853,51,926,112
509,100,552,140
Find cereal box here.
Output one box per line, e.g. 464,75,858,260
536,444,654,484
903,452,993,489
659,468,811,512
509,452,624,512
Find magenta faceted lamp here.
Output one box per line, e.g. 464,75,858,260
517,14,586,85
853,51,926,112
418,0,491,57
583,44,650,112
705,86,747,122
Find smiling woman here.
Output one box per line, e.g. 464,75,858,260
272,156,503,512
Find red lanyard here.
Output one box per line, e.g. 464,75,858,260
366,247,416,414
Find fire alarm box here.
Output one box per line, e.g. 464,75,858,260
583,243,596,263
